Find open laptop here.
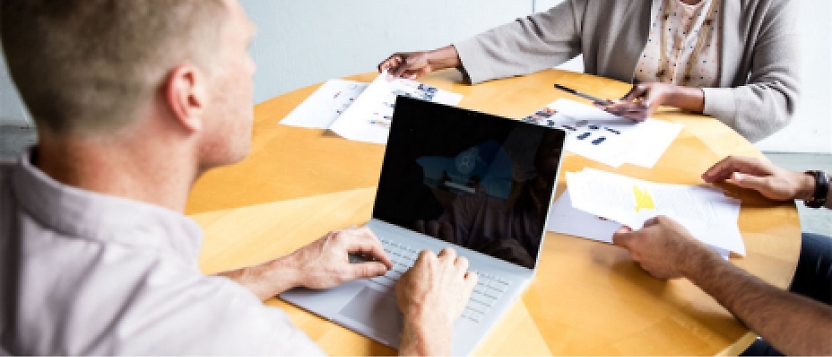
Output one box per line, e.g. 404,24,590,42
281,96,566,355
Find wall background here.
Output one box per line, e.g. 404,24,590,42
0,45,31,126
1,0,829,153
237,0,534,103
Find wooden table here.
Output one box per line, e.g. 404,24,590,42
187,69,801,356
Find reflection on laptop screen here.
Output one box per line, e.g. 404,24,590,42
373,97,566,269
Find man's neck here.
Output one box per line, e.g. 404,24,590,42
34,129,199,213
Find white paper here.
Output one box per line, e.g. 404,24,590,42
623,119,684,167
547,189,731,259
329,72,463,144
564,168,745,255
280,79,369,129
547,190,623,243
522,99,683,168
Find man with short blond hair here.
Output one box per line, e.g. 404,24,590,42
0,0,476,355
3,0,226,134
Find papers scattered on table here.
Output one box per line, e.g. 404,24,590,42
280,72,463,145
548,168,744,256
547,190,623,244
522,99,683,168
329,72,463,144
280,79,369,129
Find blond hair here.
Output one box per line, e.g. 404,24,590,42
1,0,226,134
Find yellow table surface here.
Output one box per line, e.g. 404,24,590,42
188,69,801,356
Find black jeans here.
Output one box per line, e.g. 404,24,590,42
741,232,832,356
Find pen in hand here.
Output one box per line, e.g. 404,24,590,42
554,84,613,105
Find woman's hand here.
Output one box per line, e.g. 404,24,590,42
377,45,462,80
598,83,705,121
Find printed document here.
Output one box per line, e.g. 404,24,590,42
561,168,745,255
280,79,369,129
329,72,463,144
546,190,731,259
522,99,683,168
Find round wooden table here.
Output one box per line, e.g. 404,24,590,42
188,69,801,356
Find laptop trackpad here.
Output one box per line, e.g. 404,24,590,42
338,287,403,341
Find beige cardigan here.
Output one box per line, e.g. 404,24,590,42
454,0,801,142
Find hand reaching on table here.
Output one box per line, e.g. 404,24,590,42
612,216,716,280
702,156,816,201
378,46,462,80
396,247,477,356
614,216,832,356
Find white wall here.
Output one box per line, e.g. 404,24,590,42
0,45,32,126
240,0,534,104
754,0,832,153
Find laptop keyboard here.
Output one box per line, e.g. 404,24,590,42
364,238,512,324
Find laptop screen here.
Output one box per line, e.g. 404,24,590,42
373,97,566,269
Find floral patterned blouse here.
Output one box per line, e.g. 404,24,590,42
634,0,722,88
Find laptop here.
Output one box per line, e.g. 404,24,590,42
281,96,566,355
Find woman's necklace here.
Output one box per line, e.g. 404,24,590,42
656,0,720,86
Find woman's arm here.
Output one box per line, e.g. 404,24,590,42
451,0,584,84
379,1,586,82
701,0,801,142
603,0,800,142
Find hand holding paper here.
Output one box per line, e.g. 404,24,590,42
557,168,745,256
612,216,721,279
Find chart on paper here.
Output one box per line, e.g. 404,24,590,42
280,79,369,129
522,99,683,168
329,72,463,144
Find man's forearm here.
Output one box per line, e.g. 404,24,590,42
399,310,453,356
216,255,302,301
684,251,832,355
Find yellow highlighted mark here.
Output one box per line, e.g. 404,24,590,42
632,186,656,212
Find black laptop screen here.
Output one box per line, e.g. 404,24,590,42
372,97,566,269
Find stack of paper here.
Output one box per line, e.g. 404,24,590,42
280,73,463,145
522,99,683,168
547,168,743,257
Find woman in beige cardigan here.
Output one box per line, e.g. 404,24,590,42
379,0,800,142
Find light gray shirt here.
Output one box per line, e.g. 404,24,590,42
0,152,324,355
453,0,801,142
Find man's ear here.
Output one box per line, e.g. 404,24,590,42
163,65,207,133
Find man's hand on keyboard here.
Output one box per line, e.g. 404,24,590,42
216,226,393,299
396,247,478,356
284,226,394,289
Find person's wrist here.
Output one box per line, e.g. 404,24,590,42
679,242,721,280
407,301,457,332
268,253,305,290
664,85,684,107
402,307,453,355
795,172,817,201
426,46,460,71
666,85,704,112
